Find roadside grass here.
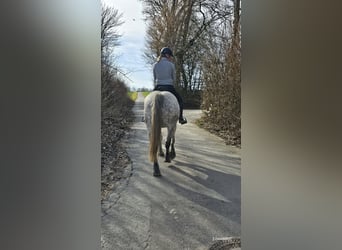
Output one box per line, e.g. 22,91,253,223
142,91,150,97
127,91,138,101
128,91,151,100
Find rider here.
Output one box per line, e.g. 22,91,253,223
153,47,187,125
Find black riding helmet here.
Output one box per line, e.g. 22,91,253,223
160,47,173,57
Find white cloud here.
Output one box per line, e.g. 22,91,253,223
102,0,153,89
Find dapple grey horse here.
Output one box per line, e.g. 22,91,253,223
144,91,179,176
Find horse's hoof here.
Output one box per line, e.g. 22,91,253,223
153,172,162,177
165,159,171,163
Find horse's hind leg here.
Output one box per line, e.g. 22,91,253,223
169,126,176,159
158,132,164,157
165,127,176,162
165,135,171,163
153,162,161,177
170,136,176,160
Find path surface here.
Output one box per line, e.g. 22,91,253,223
102,92,241,250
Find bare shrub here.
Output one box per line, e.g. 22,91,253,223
200,0,241,146
101,3,134,199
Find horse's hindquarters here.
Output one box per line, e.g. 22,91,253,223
144,91,179,176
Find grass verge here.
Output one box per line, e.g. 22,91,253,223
127,91,138,101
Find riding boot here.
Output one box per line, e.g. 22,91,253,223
179,117,187,124
179,110,187,125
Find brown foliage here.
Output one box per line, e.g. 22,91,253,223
101,64,134,200
200,15,241,146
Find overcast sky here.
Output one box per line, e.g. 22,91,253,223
102,0,153,89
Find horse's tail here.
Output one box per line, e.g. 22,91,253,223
149,93,163,162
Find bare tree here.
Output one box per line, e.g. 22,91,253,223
101,3,123,65
101,3,131,118
141,0,233,90
140,0,241,145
